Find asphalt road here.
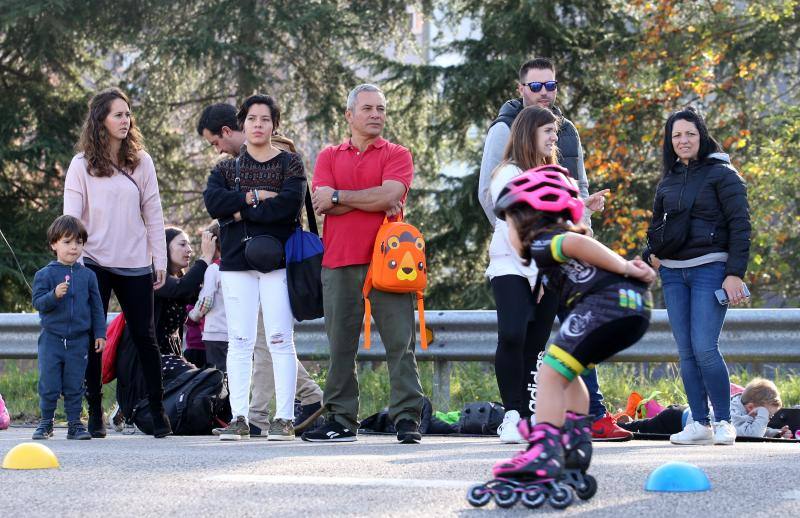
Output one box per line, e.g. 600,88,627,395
1,426,798,517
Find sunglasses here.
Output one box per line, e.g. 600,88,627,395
523,80,558,93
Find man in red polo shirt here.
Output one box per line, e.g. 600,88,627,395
303,84,424,444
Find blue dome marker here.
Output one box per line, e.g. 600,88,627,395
645,461,711,492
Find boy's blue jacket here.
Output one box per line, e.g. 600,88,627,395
32,261,106,340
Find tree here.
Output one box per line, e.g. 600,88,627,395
379,0,800,308
0,1,122,310
2,0,798,311
0,0,429,310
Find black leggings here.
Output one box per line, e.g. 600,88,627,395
491,275,558,417
618,405,686,435
85,265,164,403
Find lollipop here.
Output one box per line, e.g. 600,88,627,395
64,275,70,285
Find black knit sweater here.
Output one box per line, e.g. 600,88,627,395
203,150,306,271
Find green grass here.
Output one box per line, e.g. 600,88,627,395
312,361,800,416
2,360,798,424
0,361,117,424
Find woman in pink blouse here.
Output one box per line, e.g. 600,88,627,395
64,88,171,438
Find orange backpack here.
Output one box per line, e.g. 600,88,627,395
362,216,428,350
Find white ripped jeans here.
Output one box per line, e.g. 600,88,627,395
221,269,297,421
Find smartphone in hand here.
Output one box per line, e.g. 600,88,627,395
715,284,750,305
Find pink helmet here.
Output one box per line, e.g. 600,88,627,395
494,164,584,223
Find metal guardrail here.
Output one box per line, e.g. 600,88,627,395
2,310,799,409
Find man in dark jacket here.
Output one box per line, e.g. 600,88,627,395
478,57,608,227
479,58,630,440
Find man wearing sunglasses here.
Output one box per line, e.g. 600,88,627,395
478,58,632,442
479,57,606,225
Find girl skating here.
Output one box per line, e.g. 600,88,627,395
468,165,655,509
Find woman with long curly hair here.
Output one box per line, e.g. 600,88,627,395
63,87,171,438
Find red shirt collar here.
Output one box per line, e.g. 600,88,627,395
337,136,387,151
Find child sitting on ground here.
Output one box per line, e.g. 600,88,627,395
619,378,794,439
31,215,106,440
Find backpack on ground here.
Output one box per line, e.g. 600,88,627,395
362,216,428,350
132,367,231,435
458,402,506,435
358,397,456,434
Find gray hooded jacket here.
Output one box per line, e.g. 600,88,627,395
478,99,591,227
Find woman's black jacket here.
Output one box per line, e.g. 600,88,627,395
644,153,751,278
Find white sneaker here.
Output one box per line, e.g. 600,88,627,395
670,421,713,445
713,420,737,445
498,410,526,444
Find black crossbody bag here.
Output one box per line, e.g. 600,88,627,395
646,170,709,258
234,156,284,273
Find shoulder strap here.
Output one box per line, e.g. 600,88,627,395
233,157,251,239
111,163,144,219
282,151,319,236
234,156,242,192
303,189,318,235
679,168,709,212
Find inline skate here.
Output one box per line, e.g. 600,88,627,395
560,411,598,500
467,422,574,509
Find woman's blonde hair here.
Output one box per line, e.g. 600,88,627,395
741,378,782,408
492,106,559,179
77,87,144,177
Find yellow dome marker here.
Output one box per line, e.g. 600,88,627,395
2,442,60,470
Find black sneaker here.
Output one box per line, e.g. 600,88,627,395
294,401,324,433
67,420,92,440
248,422,270,438
396,419,422,444
301,419,357,442
32,419,54,440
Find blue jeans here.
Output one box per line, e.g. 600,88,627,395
660,262,731,424
582,369,607,420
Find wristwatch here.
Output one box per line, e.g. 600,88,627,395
331,190,340,205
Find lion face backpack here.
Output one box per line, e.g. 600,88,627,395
362,216,428,350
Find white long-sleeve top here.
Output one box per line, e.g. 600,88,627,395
485,163,539,286
188,262,227,342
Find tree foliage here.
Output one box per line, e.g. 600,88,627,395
1,0,798,311
0,0,428,310
381,0,800,308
